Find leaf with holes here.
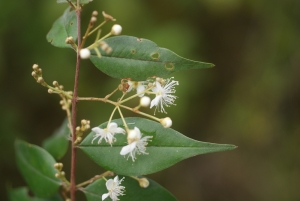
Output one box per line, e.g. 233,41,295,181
42,118,70,160
8,187,63,201
90,35,214,81
57,0,92,4
46,7,77,48
15,140,61,198
82,176,177,201
79,117,236,176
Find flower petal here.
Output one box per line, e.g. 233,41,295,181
150,95,161,108
136,85,145,97
120,142,137,155
102,193,109,200
106,178,114,190
92,127,103,134
108,122,118,130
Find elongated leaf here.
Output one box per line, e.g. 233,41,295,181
83,176,177,201
15,140,61,198
90,36,214,81
57,0,92,4
46,7,77,48
8,187,63,201
80,117,236,176
42,118,70,160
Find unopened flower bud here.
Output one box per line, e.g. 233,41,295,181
138,178,149,188
53,81,59,86
59,85,64,90
160,117,172,128
31,71,36,77
65,36,74,44
79,48,91,59
90,16,97,25
81,119,87,125
37,77,44,83
92,11,98,17
54,163,63,171
55,173,60,178
32,64,39,70
48,89,53,94
102,11,116,22
111,24,122,35
127,129,138,143
140,96,151,107
60,171,65,177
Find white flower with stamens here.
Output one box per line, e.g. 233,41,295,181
120,127,152,161
150,77,179,114
102,176,125,201
92,122,125,145
127,81,148,97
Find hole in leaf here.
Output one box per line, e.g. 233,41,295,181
164,63,174,71
151,52,160,60
137,38,142,42
131,49,136,54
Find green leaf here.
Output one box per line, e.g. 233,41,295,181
83,176,177,201
15,140,61,198
90,36,214,81
57,0,92,4
42,118,70,160
8,187,63,201
80,117,236,176
46,7,77,48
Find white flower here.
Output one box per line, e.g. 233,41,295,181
150,77,179,114
102,176,125,201
92,122,125,145
79,48,91,59
120,127,152,162
127,81,147,97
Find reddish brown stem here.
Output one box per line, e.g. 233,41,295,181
70,5,82,201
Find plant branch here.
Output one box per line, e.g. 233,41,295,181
70,3,82,201
76,171,113,188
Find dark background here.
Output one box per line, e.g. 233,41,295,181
1,0,300,200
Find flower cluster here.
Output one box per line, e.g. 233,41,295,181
90,77,178,162
125,77,179,115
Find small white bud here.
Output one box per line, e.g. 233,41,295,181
138,178,150,188
32,64,39,70
140,96,151,107
90,16,97,25
53,81,59,86
92,11,98,17
111,24,122,35
160,117,172,128
79,48,91,59
127,129,138,144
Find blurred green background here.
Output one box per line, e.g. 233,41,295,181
1,0,300,200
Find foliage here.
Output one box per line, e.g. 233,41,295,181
10,1,235,201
